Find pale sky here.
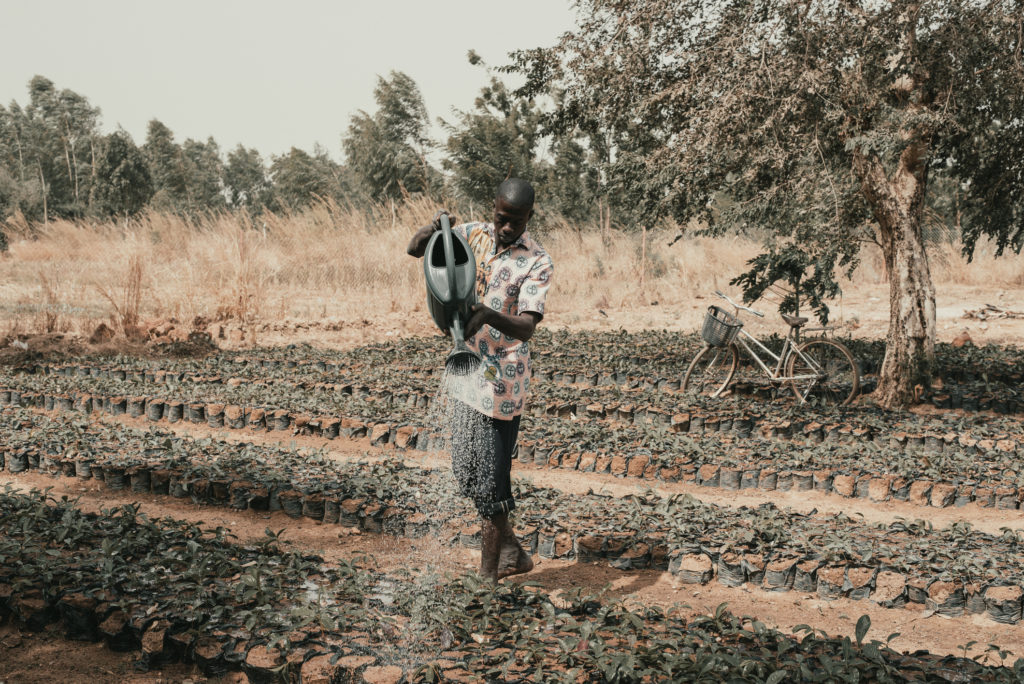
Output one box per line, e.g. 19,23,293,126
0,0,577,159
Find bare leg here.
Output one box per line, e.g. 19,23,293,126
493,513,534,580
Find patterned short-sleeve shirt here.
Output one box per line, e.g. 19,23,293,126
452,222,553,419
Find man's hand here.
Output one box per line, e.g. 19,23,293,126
463,306,540,343
407,209,458,258
432,210,458,231
464,303,492,339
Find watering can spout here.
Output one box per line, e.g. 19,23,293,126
423,215,481,373
445,313,481,375
446,347,481,375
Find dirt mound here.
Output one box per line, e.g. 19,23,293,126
0,333,84,366
146,332,218,359
0,325,218,367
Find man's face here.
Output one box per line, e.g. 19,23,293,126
493,197,533,247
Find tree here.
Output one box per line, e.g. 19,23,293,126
539,134,601,225
143,119,190,212
143,126,226,215
181,137,226,212
343,71,438,201
443,76,542,209
94,130,153,218
0,106,39,220
444,56,602,224
269,146,344,210
23,76,102,217
0,76,102,221
0,166,43,223
514,0,1024,407
224,144,272,212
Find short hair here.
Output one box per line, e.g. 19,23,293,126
496,178,535,210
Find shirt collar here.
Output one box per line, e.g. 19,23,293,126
488,224,530,254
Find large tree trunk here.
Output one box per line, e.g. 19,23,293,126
853,143,936,408
876,215,936,407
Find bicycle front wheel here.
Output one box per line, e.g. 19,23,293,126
786,339,860,406
683,344,738,398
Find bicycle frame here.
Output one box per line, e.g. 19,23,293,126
732,326,825,385
732,329,787,381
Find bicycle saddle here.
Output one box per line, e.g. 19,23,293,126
782,314,808,328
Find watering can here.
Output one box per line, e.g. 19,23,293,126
423,214,481,374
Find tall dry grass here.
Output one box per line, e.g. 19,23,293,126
852,240,1024,289
0,200,1021,340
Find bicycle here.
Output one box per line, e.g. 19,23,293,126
682,291,860,405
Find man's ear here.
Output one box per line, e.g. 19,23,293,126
527,208,534,222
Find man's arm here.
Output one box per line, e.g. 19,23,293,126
406,211,458,258
464,305,541,343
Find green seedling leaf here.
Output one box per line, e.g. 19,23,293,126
855,614,870,646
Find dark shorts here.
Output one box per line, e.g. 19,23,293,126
450,401,520,517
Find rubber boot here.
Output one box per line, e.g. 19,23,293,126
493,513,534,580
480,517,501,584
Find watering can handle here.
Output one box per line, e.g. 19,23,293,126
440,213,456,303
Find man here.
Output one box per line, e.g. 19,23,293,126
407,178,553,583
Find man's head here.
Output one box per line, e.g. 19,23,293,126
493,178,534,247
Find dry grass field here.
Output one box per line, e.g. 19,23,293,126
1,199,1022,350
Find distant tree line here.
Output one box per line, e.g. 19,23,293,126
0,68,609,226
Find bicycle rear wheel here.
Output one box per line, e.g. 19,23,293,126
683,344,739,398
786,339,860,406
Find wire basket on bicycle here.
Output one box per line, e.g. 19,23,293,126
701,305,743,347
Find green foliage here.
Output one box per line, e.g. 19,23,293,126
537,135,601,224
512,0,1023,322
731,245,841,323
342,71,438,201
444,56,602,225
143,118,190,213
0,164,42,223
0,75,103,221
224,144,273,212
443,76,542,209
24,75,102,218
1,70,606,230
143,122,226,216
5,485,1021,681
269,145,346,210
180,136,226,212
94,130,153,218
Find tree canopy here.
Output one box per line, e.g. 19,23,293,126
511,0,1024,406
443,76,543,210
443,54,604,224
94,130,153,218
269,146,347,211
342,71,438,201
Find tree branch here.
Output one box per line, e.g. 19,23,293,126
815,128,842,226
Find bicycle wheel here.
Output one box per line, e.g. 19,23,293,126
683,344,739,398
786,339,860,406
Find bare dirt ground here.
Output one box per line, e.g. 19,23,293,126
240,283,1024,351
11,282,1013,354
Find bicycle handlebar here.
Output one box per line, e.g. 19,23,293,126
714,290,765,318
